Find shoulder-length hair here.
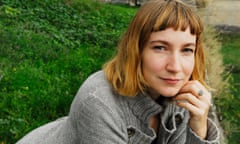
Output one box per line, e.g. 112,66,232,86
103,0,206,97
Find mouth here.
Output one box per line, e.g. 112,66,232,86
160,77,181,84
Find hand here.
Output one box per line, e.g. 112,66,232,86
174,80,212,139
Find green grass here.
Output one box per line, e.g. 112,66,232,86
0,0,239,143
0,1,137,143
217,34,240,144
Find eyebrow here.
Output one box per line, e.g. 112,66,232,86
150,40,196,47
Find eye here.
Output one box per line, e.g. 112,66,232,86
153,45,166,51
182,48,195,54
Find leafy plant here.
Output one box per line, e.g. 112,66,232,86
0,0,136,143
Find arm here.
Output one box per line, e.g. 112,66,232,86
174,80,220,143
186,117,220,144
70,97,127,144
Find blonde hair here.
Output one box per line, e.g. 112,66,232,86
104,0,206,97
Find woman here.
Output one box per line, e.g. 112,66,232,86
17,0,220,143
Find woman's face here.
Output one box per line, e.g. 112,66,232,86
142,27,196,98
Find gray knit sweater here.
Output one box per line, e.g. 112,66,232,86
16,71,220,144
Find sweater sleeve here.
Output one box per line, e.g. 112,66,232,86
186,118,220,144
71,96,128,144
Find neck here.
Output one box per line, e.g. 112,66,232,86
146,89,161,100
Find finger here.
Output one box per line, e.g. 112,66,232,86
179,80,212,104
179,80,204,98
175,92,211,115
176,99,202,116
175,95,209,118
176,92,212,109
177,100,210,119
175,93,203,108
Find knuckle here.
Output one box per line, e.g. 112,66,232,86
185,93,192,99
202,103,209,109
199,110,205,116
197,109,205,117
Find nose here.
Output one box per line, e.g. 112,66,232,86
166,53,181,73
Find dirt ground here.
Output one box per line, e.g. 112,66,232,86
197,0,240,34
206,0,240,27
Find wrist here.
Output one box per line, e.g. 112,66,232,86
190,120,207,139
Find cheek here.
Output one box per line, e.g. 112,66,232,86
142,54,164,73
184,58,195,76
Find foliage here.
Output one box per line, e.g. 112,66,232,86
202,26,227,143
215,34,240,144
0,0,136,143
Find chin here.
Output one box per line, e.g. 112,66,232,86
160,90,179,97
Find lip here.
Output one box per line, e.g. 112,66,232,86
160,77,181,84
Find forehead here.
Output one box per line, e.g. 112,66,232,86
149,27,196,44
149,1,202,36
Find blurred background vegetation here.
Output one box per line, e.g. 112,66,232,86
0,0,239,143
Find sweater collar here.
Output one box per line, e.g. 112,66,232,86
127,93,163,123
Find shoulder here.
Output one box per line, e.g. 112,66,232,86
68,71,128,141
69,70,124,117
80,70,108,91
73,70,116,104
